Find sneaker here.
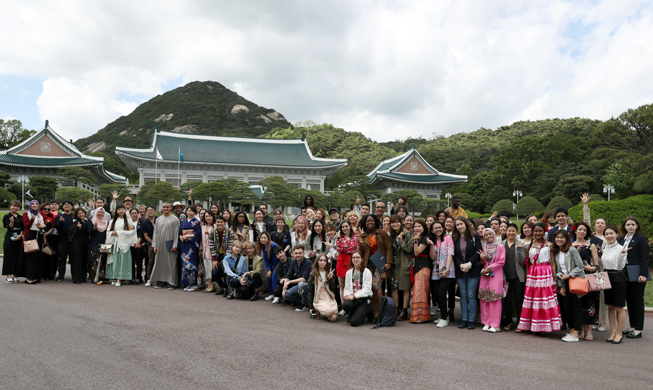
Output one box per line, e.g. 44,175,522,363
562,334,579,342
183,286,191,291
5,278,13,283
115,281,121,287
145,281,152,287
598,326,606,332
488,327,500,333
338,309,346,316
187,286,198,292
111,281,116,286
154,282,167,289
168,285,176,291
265,295,275,301
295,306,308,312
482,325,490,332
272,297,281,304
436,319,449,328
430,304,436,316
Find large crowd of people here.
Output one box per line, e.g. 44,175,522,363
2,192,649,343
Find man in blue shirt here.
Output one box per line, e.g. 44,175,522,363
280,245,313,311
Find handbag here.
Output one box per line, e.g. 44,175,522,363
100,244,113,254
41,244,53,255
587,272,612,292
24,239,40,253
568,276,589,296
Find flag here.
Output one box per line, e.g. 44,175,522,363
179,149,184,164
512,202,516,210
25,190,33,198
156,147,163,161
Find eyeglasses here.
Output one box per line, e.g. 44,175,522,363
44,208,50,211
376,206,385,209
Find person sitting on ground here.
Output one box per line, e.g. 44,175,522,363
280,245,313,311
222,240,247,299
307,254,338,321
271,246,291,304
241,241,265,301
342,251,374,327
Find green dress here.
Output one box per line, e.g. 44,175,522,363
105,219,136,280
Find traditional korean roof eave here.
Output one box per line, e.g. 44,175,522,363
115,130,348,173
370,172,468,185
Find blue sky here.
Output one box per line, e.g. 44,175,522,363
1,1,652,142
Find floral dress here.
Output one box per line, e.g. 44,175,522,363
575,237,603,325
179,217,201,286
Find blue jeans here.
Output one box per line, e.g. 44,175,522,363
285,282,309,306
457,274,480,321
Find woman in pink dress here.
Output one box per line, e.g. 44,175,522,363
478,229,505,333
517,223,562,336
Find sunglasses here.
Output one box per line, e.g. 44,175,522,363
44,208,51,211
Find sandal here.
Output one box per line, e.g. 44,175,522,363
578,332,585,340
503,324,513,331
585,332,594,341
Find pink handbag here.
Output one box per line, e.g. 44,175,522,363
23,239,39,253
587,272,612,292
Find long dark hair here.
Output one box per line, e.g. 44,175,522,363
110,205,129,231
310,253,331,284
233,211,250,226
551,230,572,256
389,214,404,238
303,195,314,208
430,221,446,245
309,219,326,251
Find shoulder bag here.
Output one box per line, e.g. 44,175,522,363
568,276,589,296
24,239,40,253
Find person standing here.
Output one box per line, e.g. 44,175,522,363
53,200,75,281
478,229,505,333
20,200,45,284
444,196,468,219
68,208,90,284
375,202,386,221
150,202,181,290
409,219,432,323
88,208,109,285
199,211,216,293
357,214,393,318
3,200,24,283
141,206,157,286
259,203,275,232
329,208,341,230
599,226,629,344
429,221,454,327
179,205,202,292
619,216,649,339
453,217,483,330
129,209,144,284
105,205,136,287
501,223,526,331
547,208,572,242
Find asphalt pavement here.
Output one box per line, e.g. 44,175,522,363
1,271,652,390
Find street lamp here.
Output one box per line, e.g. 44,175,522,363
18,175,29,210
603,185,615,201
444,192,452,208
513,190,523,220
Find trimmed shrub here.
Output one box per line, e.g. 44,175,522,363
545,196,573,214
491,199,514,217
568,195,653,238
466,211,482,219
515,196,545,216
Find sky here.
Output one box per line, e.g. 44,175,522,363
1,0,652,142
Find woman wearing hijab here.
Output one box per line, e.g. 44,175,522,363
88,208,109,285
19,200,45,284
478,229,506,333
68,208,90,284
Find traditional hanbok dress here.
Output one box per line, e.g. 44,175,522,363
517,244,562,333
105,218,136,281
179,217,201,287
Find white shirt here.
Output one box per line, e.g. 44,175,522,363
601,242,627,271
622,233,634,263
557,252,568,275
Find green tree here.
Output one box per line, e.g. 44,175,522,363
137,181,182,206
456,163,473,178
484,185,512,213
419,199,444,216
0,170,11,187
225,180,259,208
491,199,514,217
602,162,637,199
453,192,476,212
259,176,295,210
180,180,204,193
0,187,16,201
58,167,97,187
98,183,129,200
545,196,573,214
515,196,545,216
552,174,596,201
194,181,230,206
594,103,653,193
55,187,94,205
30,176,58,200
0,119,36,150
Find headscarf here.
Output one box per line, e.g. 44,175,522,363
29,200,39,216
92,208,108,232
482,228,498,261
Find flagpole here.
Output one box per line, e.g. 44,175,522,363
155,150,158,184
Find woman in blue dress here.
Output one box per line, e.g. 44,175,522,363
179,205,202,291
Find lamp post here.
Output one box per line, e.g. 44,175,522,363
603,185,615,201
444,192,452,208
513,190,523,220
18,175,29,210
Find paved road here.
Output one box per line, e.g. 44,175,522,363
1,273,651,390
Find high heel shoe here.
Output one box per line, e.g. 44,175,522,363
612,337,623,344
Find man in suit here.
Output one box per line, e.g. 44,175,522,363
547,208,572,242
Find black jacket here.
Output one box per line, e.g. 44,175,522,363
618,233,649,278
453,234,483,278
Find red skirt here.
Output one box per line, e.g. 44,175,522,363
336,253,352,278
517,262,562,333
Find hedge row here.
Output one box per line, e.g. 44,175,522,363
568,195,653,238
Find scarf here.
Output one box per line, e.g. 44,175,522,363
29,200,40,216
482,229,498,261
93,209,108,232
40,210,54,226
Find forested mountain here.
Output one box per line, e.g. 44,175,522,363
73,81,291,179
70,80,652,212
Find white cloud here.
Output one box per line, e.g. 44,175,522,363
1,0,652,141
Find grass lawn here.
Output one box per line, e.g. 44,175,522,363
645,283,653,308
0,211,6,254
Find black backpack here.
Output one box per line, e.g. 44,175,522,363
371,296,397,329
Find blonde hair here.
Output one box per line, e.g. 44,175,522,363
231,240,243,249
